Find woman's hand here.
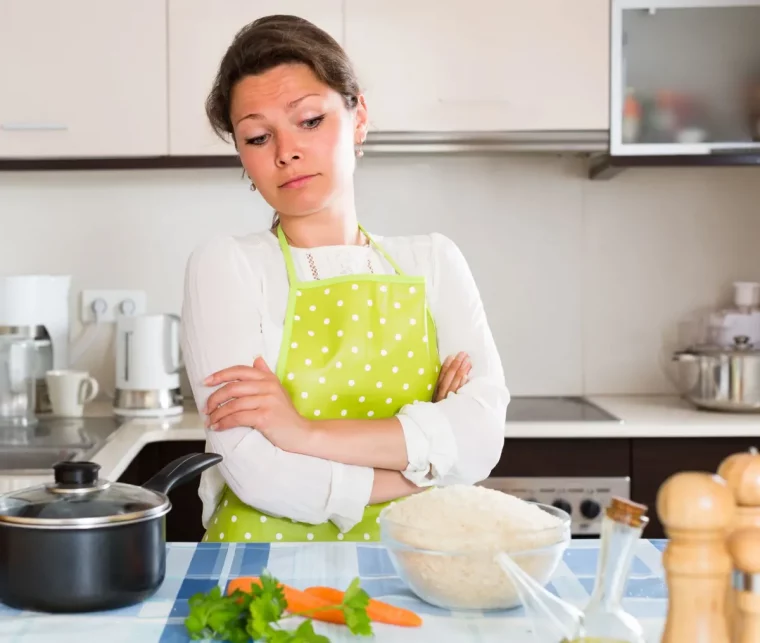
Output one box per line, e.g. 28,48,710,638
203,357,312,453
434,351,472,402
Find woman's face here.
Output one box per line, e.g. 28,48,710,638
230,63,367,218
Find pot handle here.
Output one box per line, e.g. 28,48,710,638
142,453,223,496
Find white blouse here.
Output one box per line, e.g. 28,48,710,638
180,229,510,532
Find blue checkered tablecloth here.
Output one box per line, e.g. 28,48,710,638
0,539,668,642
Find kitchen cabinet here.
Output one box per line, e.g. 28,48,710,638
0,0,167,159
167,0,344,156
344,0,610,133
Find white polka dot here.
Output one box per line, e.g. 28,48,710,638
410,318,417,325
336,361,343,368
337,300,344,307
324,288,330,295
301,391,309,399
394,302,401,309
203,534,208,541
348,380,355,386
380,285,387,292
337,330,344,337
351,346,358,354
395,333,402,341
410,286,416,293
380,349,388,356
428,384,433,390
297,291,302,297
309,305,316,311
392,366,399,374
245,532,251,540
403,383,409,390
260,516,268,523
307,533,314,541
359,396,366,403
324,318,330,325
219,532,225,539
423,335,428,343
291,342,298,348
418,367,425,374
367,331,373,338
314,409,321,416
214,518,218,524
276,533,283,541
318,376,326,384
386,398,393,404
367,299,373,306
380,318,386,325
231,515,237,523
287,373,295,380
294,315,301,321
368,411,374,417
341,409,347,416
224,499,228,507
435,365,440,372
408,351,414,358
305,358,312,366
365,364,372,371
331,394,338,401
376,517,381,523
322,346,329,354
337,533,344,540
352,314,359,321
308,331,315,338
376,381,383,388
364,533,371,540
352,284,359,290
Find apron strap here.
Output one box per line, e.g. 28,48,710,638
277,222,408,280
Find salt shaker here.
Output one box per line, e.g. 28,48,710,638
728,527,760,643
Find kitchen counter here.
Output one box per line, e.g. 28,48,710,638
0,538,668,642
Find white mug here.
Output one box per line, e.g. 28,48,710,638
45,370,99,417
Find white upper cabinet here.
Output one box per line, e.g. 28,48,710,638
168,1,344,156
345,0,609,133
0,0,167,158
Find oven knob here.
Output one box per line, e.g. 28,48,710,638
580,499,602,520
552,499,572,515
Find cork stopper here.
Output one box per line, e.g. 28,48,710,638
657,472,735,532
718,447,760,507
728,527,760,575
606,496,649,528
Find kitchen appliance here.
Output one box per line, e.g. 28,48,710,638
0,453,222,612
480,396,628,537
0,275,71,414
0,335,38,428
672,335,760,412
113,313,183,418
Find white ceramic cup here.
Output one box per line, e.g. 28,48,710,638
45,370,99,417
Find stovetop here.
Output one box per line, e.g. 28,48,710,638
505,396,621,423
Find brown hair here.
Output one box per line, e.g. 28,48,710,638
205,14,361,143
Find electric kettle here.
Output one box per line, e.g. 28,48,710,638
113,314,183,418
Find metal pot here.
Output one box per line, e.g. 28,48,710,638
0,452,222,613
672,335,760,412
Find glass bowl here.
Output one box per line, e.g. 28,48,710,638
379,501,571,611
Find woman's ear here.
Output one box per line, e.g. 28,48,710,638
354,94,369,144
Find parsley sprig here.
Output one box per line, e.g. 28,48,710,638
185,571,373,642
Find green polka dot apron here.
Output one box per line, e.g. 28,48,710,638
204,225,441,543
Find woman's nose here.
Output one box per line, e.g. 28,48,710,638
275,135,301,167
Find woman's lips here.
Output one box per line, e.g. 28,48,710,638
279,174,317,189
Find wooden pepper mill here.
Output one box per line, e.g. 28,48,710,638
657,471,736,643
728,527,760,643
718,447,760,639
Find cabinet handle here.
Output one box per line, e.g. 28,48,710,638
1,122,69,131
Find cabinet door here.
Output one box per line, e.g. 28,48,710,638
168,1,344,156
0,0,167,158
345,0,609,132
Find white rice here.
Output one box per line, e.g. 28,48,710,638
380,485,569,610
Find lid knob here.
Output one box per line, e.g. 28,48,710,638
53,461,101,487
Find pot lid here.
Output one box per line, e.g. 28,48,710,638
682,335,760,357
0,462,170,528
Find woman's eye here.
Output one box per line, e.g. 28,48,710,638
302,115,325,129
245,134,269,146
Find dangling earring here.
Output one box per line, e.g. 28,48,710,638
250,182,257,192
355,140,365,158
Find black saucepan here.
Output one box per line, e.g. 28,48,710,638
0,452,222,613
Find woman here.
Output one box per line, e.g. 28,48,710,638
181,14,509,543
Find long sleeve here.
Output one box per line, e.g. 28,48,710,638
397,233,509,486
180,236,374,531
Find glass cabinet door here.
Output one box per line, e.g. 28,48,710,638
610,0,760,156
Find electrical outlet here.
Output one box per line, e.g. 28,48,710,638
80,290,147,323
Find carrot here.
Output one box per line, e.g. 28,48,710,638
304,586,422,627
226,577,347,625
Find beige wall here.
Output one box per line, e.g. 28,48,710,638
1,155,758,398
